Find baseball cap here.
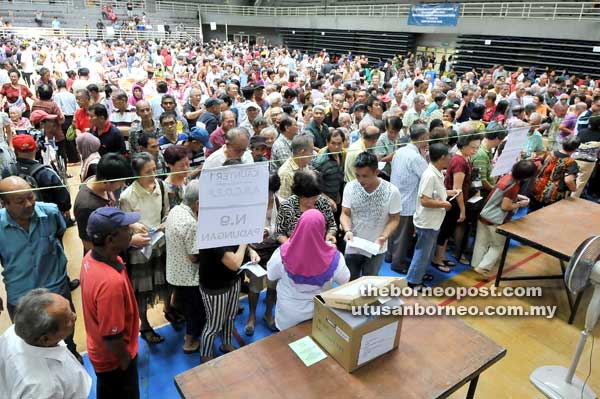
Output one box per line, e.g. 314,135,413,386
252,83,265,90
188,126,213,149
246,102,261,111
380,94,392,103
29,110,58,125
204,98,224,108
86,207,140,241
12,134,37,152
249,135,267,148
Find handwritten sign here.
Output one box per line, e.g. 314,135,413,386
491,127,529,177
196,162,269,249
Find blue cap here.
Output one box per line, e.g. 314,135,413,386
188,126,213,149
86,207,140,240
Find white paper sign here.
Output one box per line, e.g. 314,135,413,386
196,162,269,249
240,262,267,277
357,321,399,366
491,127,529,177
593,46,600,53
157,24,165,33
210,22,217,31
484,40,492,45
105,27,114,36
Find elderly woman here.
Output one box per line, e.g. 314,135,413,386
1,69,35,116
245,173,281,335
8,106,32,133
276,170,337,244
119,152,170,344
165,180,206,353
268,209,350,331
76,133,101,182
432,132,482,270
74,89,92,136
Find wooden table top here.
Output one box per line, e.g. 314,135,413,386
175,299,506,399
497,198,600,260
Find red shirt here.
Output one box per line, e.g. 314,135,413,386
80,251,139,372
445,154,473,199
0,83,33,112
75,107,91,132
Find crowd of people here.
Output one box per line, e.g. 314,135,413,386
0,34,599,398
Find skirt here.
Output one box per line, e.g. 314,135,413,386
129,242,168,307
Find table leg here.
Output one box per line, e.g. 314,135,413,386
466,375,479,399
494,238,511,287
568,292,584,325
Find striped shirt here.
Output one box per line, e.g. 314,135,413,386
390,143,428,216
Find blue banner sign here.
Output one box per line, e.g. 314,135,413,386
408,4,460,27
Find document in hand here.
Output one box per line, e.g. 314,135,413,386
346,236,381,256
239,262,267,277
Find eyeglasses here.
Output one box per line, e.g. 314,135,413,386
162,121,177,127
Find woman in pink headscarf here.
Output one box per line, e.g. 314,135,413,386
129,83,144,107
267,209,350,331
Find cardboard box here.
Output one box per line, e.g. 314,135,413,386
312,288,404,373
319,276,406,311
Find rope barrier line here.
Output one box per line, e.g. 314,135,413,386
0,120,585,195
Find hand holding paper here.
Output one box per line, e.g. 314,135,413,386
346,236,381,256
239,262,267,277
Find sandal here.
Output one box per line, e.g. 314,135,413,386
140,328,164,344
432,262,451,273
457,255,470,265
422,273,434,282
263,316,278,332
219,344,235,354
443,259,456,267
164,310,185,324
244,323,255,336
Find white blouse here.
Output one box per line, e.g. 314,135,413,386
267,248,350,331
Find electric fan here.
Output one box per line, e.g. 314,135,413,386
530,235,600,399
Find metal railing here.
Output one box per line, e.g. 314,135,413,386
154,1,600,21
0,26,202,41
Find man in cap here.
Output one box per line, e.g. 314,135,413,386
3,134,72,222
249,135,268,162
0,176,81,361
239,102,262,135
197,97,223,135
80,207,141,399
184,126,213,175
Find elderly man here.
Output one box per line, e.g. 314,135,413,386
345,122,381,182
402,94,426,133
270,115,298,171
110,90,139,146
0,289,91,399
203,128,254,168
128,100,162,155
183,87,204,128
165,180,205,353
277,134,314,199
388,124,429,273
207,110,236,156
239,102,262,135
0,176,81,361
80,207,141,399
198,98,224,135
508,83,526,118
305,104,329,149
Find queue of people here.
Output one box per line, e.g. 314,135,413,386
0,35,599,398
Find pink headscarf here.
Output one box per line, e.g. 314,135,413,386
280,209,339,286
129,84,144,106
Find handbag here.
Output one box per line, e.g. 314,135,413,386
66,124,76,141
479,181,517,225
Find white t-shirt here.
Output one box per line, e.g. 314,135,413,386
202,147,254,169
413,164,447,230
342,179,402,256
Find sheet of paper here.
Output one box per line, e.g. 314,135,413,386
140,244,152,260
239,262,267,277
491,127,529,177
288,336,327,367
467,195,483,204
378,162,386,171
357,321,399,366
346,236,381,256
448,190,462,202
150,230,164,247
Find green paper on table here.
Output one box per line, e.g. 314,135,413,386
288,336,327,367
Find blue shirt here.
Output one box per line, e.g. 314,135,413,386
0,202,67,305
390,143,428,216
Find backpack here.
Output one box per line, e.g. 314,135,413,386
7,162,52,202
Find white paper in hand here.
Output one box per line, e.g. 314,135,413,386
346,237,381,256
239,262,267,277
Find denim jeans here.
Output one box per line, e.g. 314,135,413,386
407,228,440,285
345,253,385,281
